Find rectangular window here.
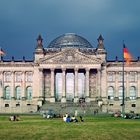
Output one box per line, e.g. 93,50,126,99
118,72,123,81
5,104,9,107
4,72,11,82
129,72,137,82
16,104,20,107
118,72,126,82
107,72,115,82
26,72,33,82
15,72,22,82
132,104,136,107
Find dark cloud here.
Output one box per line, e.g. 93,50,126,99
0,0,140,60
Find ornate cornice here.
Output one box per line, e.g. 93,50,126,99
0,62,35,67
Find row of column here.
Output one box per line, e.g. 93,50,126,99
40,68,98,103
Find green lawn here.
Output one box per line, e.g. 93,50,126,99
0,114,140,140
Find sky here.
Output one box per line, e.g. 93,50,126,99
0,0,140,60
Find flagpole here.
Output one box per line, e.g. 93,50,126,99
0,47,1,61
0,47,5,61
122,45,125,117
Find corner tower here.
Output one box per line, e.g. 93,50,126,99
96,34,107,62
34,34,44,62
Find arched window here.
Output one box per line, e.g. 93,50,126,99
15,86,21,100
26,86,32,100
129,86,136,100
4,86,11,99
107,86,114,100
118,86,124,100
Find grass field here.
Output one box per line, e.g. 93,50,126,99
0,114,140,140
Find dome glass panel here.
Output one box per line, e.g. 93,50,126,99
47,33,93,48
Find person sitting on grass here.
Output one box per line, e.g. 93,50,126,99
71,116,78,122
63,115,67,122
9,115,17,121
16,115,21,121
65,113,68,118
9,115,14,121
66,115,71,122
79,116,84,122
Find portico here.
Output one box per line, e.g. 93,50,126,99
40,67,101,103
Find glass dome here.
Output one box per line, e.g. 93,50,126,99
47,33,93,48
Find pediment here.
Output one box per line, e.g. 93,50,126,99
40,49,102,64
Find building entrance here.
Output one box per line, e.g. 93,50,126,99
66,72,74,101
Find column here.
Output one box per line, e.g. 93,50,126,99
126,72,129,99
97,69,101,97
37,69,44,107
74,68,78,103
61,68,66,103
137,72,140,97
50,68,55,102
11,71,15,99
0,71,3,98
22,71,26,100
100,66,107,99
39,69,44,99
85,68,90,102
115,72,118,98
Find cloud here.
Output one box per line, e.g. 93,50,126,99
0,0,140,59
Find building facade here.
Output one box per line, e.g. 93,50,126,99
0,33,140,113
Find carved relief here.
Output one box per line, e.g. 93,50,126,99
89,70,97,97
40,49,101,64
44,70,51,97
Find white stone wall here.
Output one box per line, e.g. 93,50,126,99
0,47,140,113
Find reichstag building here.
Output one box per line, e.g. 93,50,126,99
0,33,140,114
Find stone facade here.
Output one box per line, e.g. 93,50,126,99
0,33,140,113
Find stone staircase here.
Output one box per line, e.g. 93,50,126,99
40,101,100,116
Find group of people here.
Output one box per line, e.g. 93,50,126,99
9,115,20,121
114,112,140,119
63,113,84,122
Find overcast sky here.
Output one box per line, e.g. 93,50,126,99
0,0,140,60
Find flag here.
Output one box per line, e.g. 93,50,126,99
0,48,5,55
123,44,132,64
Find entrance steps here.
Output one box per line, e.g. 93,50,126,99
40,101,100,115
